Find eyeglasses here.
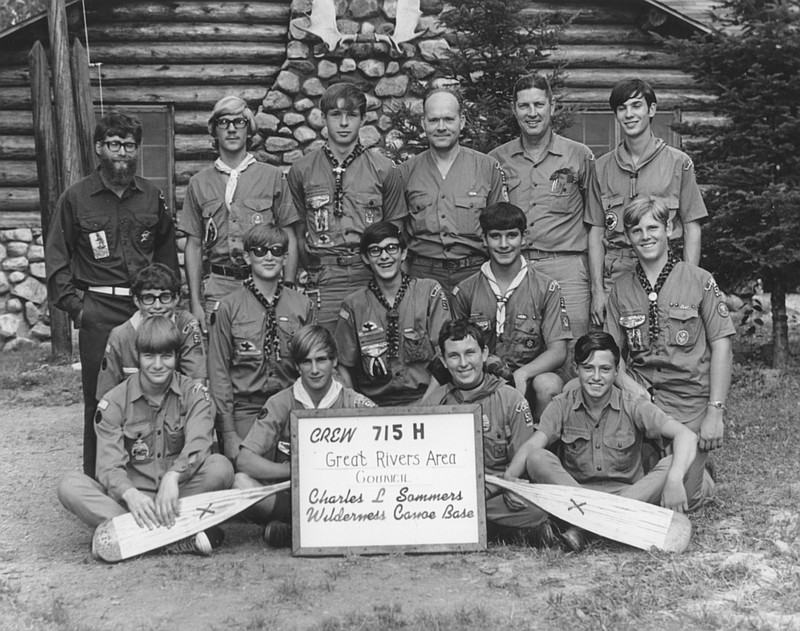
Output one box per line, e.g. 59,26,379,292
137,291,175,305
366,243,401,258
216,117,248,130
249,244,287,258
103,140,138,152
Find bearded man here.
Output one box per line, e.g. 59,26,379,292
46,111,179,478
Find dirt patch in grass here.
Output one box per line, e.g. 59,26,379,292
0,360,799,630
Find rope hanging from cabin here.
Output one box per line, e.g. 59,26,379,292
80,0,103,114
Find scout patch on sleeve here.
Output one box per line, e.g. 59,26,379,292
619,314,647,351
494,161,509,202
257,407,268,419
684,158,695,171
97,399,109,411
355,394,377,408
516,400,534,427
559,297,571,331
89,231,110,259
548,280,560,292
191,382,211,402
717,302,730,318
278,441,291,457
339,308,351,321
704,276,722,297
451,286,460,296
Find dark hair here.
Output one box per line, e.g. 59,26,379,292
480,202,527,234
438,319,487,354
574,331,620,367
132,263,180,296
93,111,143,145
609,78,657,111
359,221,407,256
135,315,181,355
290,325,338,365
423,88,463,116
622,197,669,231
512,73,553,103
243,224,288,252
319,83,367,117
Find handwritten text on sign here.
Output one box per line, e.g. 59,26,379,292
291,406,486,555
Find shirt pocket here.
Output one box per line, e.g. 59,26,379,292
560,426,592,476
229,198,276,241
509,316,542,366
358,328,391,383
618,312,649,352
232,318,263,365
164,419,186,456
123,421,155,464
602,429,638,474
78,212,114,253
401,328,434,364
277,316,299,358
132,213,158,254
454,194,486,235
666,306,701,348
407,191,433,233
355,193,383,225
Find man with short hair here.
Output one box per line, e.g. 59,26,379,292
605,197,734,511
234,325,376,546
422,320,555,546
58,316,234,557
179,95,300,331
287,83,407,332
208,224,313,460
96,263,206,400
334,221,451,406
595,78,707,292
400,89,508,291
489,74,605,349
451,202,571,419
503,331,698,552
46,111,179,477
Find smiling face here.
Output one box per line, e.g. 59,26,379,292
325,99,364,152
138,350,177,389
484,227,523,270
134,289,178,319
361,237,406,282
615,93,657,141
576,349,617,405
423,91,464,152
513,87,553,143
297,342,337,397
244,243,287,284
626,209,672,266
443,335,488,390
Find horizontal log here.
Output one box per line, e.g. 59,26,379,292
543,46,680,69
681,112,729,126
0,65,29,87
557,69,696,89
175,136,218,160
2,42,287,66
0,188,40,213
0,136,36,159
0,111,33,134
175,162,210,186
520,1,642,26
78,2,291,24
82,22,288,43
0,210,42,229
558,88,715,106
548,24,654,46
176,112,217,134
98,86,271,109
0,161,39,186
89,64,281,87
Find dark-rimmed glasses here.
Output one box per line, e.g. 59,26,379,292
137,291,175,305
103,140,138,152
366,243,401,258
216,117,248,130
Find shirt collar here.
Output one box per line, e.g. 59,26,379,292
572,384,622,412
510,132,565,161
130,370,181,402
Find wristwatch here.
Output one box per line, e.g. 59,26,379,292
707,401,727,411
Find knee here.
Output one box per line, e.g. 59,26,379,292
532,372,564,400
201,454,235,490
526,448,558,479
233,471,257,490
57,471,90,510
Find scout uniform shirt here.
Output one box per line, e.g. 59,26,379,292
178,160,298,269
595,133,708,251
241,380,376,464
45,170,178,320
605,262,736,421
207,286,313,437
489,134,604,254
334,277,451,405
422,374,535,475
95,372,214,502
287,148,407,261
400,146,507,261
538,385,672,485
451,266,573,371
96,310,207,400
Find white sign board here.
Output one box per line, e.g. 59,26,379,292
290,405,486,556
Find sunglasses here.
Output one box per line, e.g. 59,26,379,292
137,291,175,305
103,140,138,152
366,243,401,258
249,244,287,258
216,117,248,130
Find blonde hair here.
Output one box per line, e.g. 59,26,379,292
207,95,258,138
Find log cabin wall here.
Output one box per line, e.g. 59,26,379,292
0,0,713,349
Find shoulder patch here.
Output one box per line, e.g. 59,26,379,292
97,399,109,411
355,394,377,408
515,400,534,427
704,276,721,297
548,280,561,292
683,158,694,171
257,407,268,419
452,286,460,296
191,382,211,402
339,308,350,321
717,302,729,318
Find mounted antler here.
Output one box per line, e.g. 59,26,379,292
375,0,427,52
296,0,356,52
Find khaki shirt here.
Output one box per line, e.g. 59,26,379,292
595,134,708,249
95,373,214,502
400,147,507,259
489,135,604,253
605,262,736,420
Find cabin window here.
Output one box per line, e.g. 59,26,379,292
562,110,680,156
97,104,175,213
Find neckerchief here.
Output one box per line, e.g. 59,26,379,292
214,153,256,211
635,253,680,341
293,377,342,409
367,273,411,358
322,143,365,217
480,258,529,337
243,276,283,361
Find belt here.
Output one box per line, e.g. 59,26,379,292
524,249,584,261
87,286,131,297
606,246,638,258
411,254,486,270
312,252,362,267
211,264,250,279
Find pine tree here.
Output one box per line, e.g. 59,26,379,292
670,0,800,368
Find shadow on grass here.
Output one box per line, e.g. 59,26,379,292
0,347,82,406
